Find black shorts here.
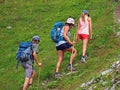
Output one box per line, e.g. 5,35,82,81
56,43,72,51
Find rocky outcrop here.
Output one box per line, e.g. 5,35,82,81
114,5,120,24
78,60,120,90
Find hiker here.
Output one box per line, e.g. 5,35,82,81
75,10,92,63
54,17,77,78
21,36,42,90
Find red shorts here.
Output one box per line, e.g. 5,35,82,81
78,34,89,40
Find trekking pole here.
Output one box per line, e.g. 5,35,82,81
37,67,41,90
70,34,76,72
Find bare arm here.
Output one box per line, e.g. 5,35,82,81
77,19,80,31
33,51,42,67
63,26,73,45
75,19,80,42
88,17,92,39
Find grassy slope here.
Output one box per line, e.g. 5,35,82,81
0,0,120,90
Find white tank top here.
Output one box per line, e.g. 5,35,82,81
78,16,89,35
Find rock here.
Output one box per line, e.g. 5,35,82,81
104,87,109,90
80,83,86,88
111,60,120,68
116,81,120,86
112,78,120,84
80,79,94,88
110,84,115,90
117,31,120,36
6,26,12,29
88,86,93,90
118,19,120,22
101,69,113,76
102,81,108,86
79,60,120,90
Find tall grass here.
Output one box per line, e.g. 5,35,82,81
0,0,119,89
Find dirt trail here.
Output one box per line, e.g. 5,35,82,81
114,5,120,23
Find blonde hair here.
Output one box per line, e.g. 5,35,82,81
81,13,86,22
81,13,89,22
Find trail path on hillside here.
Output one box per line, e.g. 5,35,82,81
114,4,120,24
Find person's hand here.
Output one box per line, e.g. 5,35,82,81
90,37,92,40
38,63,42,67
89,35,92,40
73,41,76,44
75,36,79,42
71,41,76,45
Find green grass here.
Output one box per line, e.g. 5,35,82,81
0,0,120,90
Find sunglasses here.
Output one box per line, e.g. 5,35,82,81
34,40,40,42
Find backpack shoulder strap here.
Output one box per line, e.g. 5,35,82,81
16,60,19,69
30,42,33,51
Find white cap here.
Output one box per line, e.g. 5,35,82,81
66,18,75,25
32,35,40,41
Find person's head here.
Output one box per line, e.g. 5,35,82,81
32,35,40,44
82,10,89,17
65,17,75,28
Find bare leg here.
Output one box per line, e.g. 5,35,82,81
65,47,77,64
29,70,36,85
23,78,30,90
82,39,88,56
70,48,77,64
55,50,64,73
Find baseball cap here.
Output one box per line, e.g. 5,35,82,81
82,10,88,14
66,18,75,25
32,35,40,41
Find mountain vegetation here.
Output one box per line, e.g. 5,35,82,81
0,0,120,90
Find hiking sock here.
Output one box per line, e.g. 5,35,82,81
68,64,71,66
55,72,59,74
80,56,86,63
82,56,85,58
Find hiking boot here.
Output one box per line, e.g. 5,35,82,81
80,56,86,63
54,72,61,79
67,65,76,71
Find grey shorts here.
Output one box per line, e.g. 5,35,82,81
21,63,34,78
